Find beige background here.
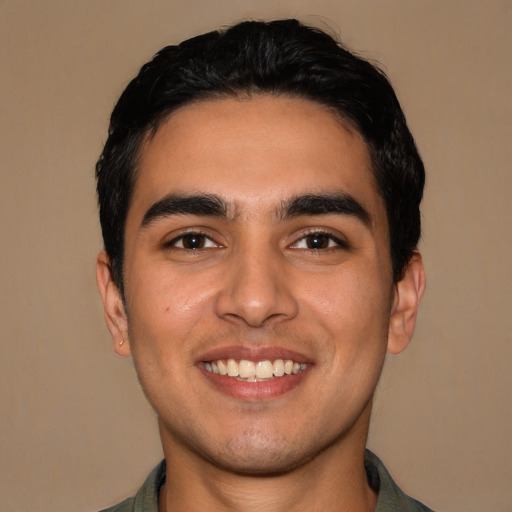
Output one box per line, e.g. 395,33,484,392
1,1,511,511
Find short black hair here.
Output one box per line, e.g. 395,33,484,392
96,19,424,294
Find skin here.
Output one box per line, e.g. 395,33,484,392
97,95,425,511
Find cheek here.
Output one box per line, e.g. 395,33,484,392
125,268,210,392
128,259,216,322
304,264,391,327
123,268,217,375
301,263,392,372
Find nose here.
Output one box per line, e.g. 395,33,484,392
214,245,299,328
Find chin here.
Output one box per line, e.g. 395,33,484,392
185,426,329,476
205,447,311,476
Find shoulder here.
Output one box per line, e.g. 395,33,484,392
365,450,436,512
98,460,166,512
98,497,134,512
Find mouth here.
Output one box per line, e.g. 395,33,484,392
201,358,308,382
197,347,312,401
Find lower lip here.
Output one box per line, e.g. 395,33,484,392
199,366,309,401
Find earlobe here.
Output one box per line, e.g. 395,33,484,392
96,251,131,357
387,252,426,355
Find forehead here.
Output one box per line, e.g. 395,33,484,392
128,95,384,225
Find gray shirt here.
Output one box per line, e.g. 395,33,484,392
100,450,435,511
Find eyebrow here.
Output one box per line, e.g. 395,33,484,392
140,191,371,228
280,193,371,226
141,194,228,227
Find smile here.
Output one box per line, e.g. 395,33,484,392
202,359,308,382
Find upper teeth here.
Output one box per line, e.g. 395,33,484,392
204,359,307,380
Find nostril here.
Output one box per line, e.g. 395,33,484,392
214,280,298,327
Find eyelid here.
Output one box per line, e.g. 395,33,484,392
289,229,349,250
163,230,222,249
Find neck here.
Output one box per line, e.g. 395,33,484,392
158,407,377,512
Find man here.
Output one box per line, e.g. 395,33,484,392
96,19,431,511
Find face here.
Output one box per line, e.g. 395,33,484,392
98,95,423,475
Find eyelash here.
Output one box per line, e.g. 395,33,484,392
164,231,219,250
291,230,349,251
163,229,349,252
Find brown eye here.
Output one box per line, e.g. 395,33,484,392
305,233,330,249
166,232,219,250
181,233,207,249
290,231,348,251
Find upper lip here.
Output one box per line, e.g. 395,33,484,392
196,345,312,364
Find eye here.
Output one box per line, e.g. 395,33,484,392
166,232,220,250
291,232,347,250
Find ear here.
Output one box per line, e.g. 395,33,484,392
96,251,131,356
387,252,426,355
